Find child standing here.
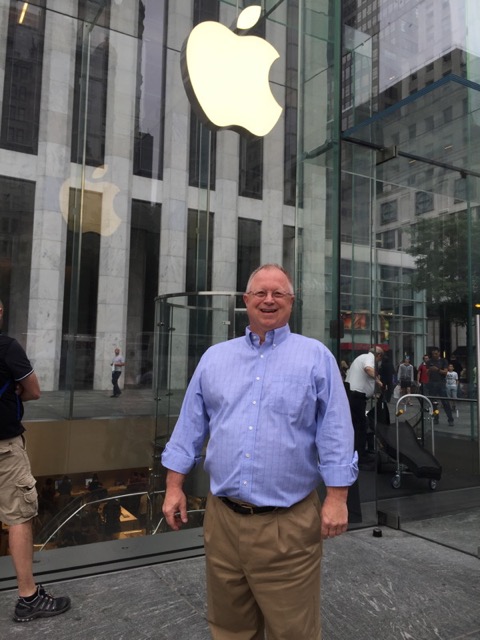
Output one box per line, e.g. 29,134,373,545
445,363,459,413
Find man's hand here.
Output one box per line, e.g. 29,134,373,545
320,487,349,539
162,470,188,531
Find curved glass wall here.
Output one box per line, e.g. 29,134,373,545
1,0,480,581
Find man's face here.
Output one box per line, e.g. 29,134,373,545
115,348,120,356
431,349,439,359
243,267,294,340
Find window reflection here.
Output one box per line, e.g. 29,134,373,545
0,0,46,154
133,0,167,179
126,200,161,388
0,176,35,340
237,218,261,294
71,1,110,166
188,0,218,189
60,189,101,390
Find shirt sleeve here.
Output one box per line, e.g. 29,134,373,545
161,356,210,475
316,348,358,487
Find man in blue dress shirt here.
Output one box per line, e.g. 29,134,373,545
162,264,358,640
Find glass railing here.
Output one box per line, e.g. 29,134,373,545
153,510,205,535
34,490,208,551
34,490,162,551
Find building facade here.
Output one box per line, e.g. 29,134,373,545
0,0,479,571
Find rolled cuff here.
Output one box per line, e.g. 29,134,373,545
161,444,202,475
319,452,359,487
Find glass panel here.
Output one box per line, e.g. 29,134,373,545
237,218,261,293
133,0,167,179
340,0,480,555
283,0,299,207
60,188,101,391
34,488,149,550
239,136,263,199
0,0,46,154
70,1,110,166
152,293,246,527
0,176,35,337
188,0,218,190
189,117,216,190
126,200,161,389
186,209,214,291
1,0,478,574
0,1,160,560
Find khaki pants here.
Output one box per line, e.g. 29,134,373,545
204,492,323,640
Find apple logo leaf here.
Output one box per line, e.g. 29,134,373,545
236,5,261,31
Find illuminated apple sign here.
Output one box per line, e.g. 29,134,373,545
181,5,282,137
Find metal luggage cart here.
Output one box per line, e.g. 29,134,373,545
376,394,442,491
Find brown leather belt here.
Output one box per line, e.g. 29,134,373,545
220,497,279,515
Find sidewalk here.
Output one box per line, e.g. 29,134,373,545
0,527,479,639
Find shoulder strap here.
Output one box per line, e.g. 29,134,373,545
0,379,11,398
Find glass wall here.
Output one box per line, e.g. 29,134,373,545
0,0,479,575
338,0,480,553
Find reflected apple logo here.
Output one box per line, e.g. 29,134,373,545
181,5,282,137
59,165,121,236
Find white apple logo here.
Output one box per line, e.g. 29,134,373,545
59,165,121,236
181,5,282,137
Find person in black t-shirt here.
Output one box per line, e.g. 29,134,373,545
0,300,71,622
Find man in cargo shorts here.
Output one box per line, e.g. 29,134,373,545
0,300,70,622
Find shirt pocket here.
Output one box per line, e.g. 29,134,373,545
266,375,315,425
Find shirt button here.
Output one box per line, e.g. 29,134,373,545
245,453,250,458
252,400,256,405
256,376,260,380
243,481,247,486
260,355,264,358
248,426,253,430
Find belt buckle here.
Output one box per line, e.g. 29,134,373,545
239,502,255,514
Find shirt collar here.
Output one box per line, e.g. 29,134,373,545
245,323,291,348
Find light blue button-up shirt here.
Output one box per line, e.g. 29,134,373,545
162,324,358,507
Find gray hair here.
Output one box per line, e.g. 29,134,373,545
246,264,294,293
369,346,384,356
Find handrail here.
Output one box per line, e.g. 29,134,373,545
36,490,164,551
152,509,205,535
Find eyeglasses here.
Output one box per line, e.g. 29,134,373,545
246,290,294,300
